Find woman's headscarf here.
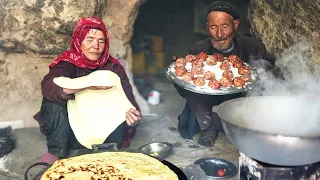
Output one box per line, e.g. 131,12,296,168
49,17,120,69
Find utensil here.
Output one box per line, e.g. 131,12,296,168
213,96,320,166
138,142,173,161
194,157,238,179
165,61,259,95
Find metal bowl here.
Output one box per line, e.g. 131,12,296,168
194,158,238,179
138,142,173,161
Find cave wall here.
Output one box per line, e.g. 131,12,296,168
0,0,149,128
249,0,320,68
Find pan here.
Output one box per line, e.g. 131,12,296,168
213,96,320,166
24,143,187,180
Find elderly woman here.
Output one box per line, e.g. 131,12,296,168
33,17,142,164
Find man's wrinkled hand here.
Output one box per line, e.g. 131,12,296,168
126,108,142,126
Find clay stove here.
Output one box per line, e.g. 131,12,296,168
239,152,320,180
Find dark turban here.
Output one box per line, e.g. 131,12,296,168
206,0,239,20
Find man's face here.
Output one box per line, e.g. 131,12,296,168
206,11,239,51
81,29,105,61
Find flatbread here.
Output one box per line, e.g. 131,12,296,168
53,70,117,90
41,152,178,180
53,70,135,149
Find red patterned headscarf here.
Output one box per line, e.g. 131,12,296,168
49,17,120,69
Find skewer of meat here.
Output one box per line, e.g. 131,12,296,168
174,57,187,70
232,60,243,68
191,65,204,75
220,60,231,70
197,52,208,61
241,74,251,83
208,79,222,90
238,65,251,76
220,77,233,87
185,54,197,62
181,72,193,82
193,77,205,86
175,67,187,76
192,59,204,67
203,71,215,80
212,53,224,62
206,55,218,66
233,77,246,88
228,55,241,64
222,70,234,79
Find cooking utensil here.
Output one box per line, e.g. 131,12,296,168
213,96,320,166
165,61,259,95
138,142,173,161
194,158,238,179
25,143,187,180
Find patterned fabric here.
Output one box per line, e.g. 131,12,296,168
49,17,119,69
121,126,136,148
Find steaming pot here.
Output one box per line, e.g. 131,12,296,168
214,96,320,166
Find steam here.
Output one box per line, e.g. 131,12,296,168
230,40,320,136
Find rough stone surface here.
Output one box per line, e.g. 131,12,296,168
0,0,149,127
249,0,320,67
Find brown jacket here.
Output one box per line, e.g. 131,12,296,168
34,61,140,122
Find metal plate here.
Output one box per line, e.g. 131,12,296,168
138,142,173,161
165,61,259,95
194,157,238,179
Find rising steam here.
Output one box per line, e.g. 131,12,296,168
228,39,320,136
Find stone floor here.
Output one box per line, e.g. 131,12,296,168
0,77,240,180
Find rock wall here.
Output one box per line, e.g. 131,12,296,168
0,0,149,128
249,0,320,68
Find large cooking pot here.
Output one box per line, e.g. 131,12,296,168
214,96,320,166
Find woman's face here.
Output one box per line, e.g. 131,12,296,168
81,29,105,61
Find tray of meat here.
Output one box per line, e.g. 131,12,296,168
165,52,259,95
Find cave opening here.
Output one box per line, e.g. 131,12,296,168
130,0,250,100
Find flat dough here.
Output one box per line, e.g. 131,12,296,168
41,152,178,180
53,70,135,149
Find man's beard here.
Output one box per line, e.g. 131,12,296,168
210,29,236,51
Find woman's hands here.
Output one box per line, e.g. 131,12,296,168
126,108,142,127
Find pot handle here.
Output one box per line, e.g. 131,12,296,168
212,105,219,113
92,143,118,153
24,162,50,180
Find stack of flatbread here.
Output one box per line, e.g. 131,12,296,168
53,70,135,149
41,152,178,180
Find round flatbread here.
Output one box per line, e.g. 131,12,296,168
53,70,117,90
41,152,178,180
53,70,135,149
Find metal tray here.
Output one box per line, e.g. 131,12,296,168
165,61,259,95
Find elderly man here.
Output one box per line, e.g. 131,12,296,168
174,0,280,147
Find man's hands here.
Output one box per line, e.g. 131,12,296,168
126,108,142,127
